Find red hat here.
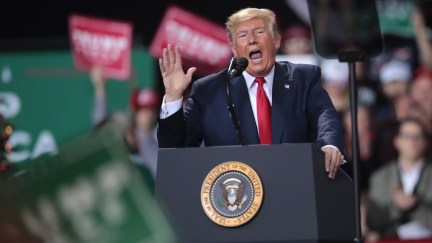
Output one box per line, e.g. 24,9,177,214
282,24,311,41
413,65,432,82
130,88,160,111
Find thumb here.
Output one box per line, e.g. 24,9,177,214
186,67,197,80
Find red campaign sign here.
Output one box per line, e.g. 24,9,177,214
150,5,232,77
69,14,133,80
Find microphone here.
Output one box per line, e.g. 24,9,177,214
228,57,248,79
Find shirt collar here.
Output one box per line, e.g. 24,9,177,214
398,159,425,175
243,66,275,89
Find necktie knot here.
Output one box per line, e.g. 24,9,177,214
255,77,266,87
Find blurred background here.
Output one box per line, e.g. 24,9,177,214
2,0,432,242
0,0,309,166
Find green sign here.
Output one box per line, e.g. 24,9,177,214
376,0,419,38
0,47,156,169
0,118,176,243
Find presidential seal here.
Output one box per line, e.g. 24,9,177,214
201,161,263,227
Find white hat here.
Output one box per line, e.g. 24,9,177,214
379,60,412,84
321,59,349,86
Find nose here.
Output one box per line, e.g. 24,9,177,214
248,33,257,45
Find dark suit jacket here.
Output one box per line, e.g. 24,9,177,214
158,61,344,152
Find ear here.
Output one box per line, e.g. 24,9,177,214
274,36,281,50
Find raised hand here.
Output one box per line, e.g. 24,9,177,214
90,65,106,98
159,44,197,102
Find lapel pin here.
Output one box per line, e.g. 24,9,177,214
284,84,290,89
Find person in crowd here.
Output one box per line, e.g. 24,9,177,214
280,24,312,55
320,59,349,115
409,65,432,135
379,60,412,106
373,59,413,166
157,7,345,179
90,66,160,180
276,23,317,65
355,61,379,109
342,105,377,191
366,118,432,241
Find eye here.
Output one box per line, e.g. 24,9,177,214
238,32,247,39
255,29,265,35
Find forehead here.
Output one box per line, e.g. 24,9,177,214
234,18,267,32
413,75,432,88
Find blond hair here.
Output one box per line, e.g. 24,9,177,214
225,8,280,43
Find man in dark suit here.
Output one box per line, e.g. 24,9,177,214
157,7,345,179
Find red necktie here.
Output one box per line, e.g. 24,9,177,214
255,77,272,144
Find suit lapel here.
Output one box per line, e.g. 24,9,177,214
272,63,292,143
230,76,260,144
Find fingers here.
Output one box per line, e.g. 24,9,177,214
175,45,182,67
160,44,172,74
159,44,182,77
161,45,171,75
168,44,175,67
159,58,165,74
327,151,337,179
324,149,331,174
323,147,344,179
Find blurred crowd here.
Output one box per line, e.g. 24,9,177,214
275,3,432,242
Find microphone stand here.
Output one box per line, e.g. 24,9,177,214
338,50,367,243
226,74,244,145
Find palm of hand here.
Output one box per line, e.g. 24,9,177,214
159,44,196,101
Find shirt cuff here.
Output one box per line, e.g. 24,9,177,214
160,96,183,119
321,145,339,151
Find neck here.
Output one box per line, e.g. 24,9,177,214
399,157,423,172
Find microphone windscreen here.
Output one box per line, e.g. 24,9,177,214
236,57,248,71
228,57,248,79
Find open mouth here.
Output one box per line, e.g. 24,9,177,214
249,50,262,63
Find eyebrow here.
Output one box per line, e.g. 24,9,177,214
237,26,265,33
